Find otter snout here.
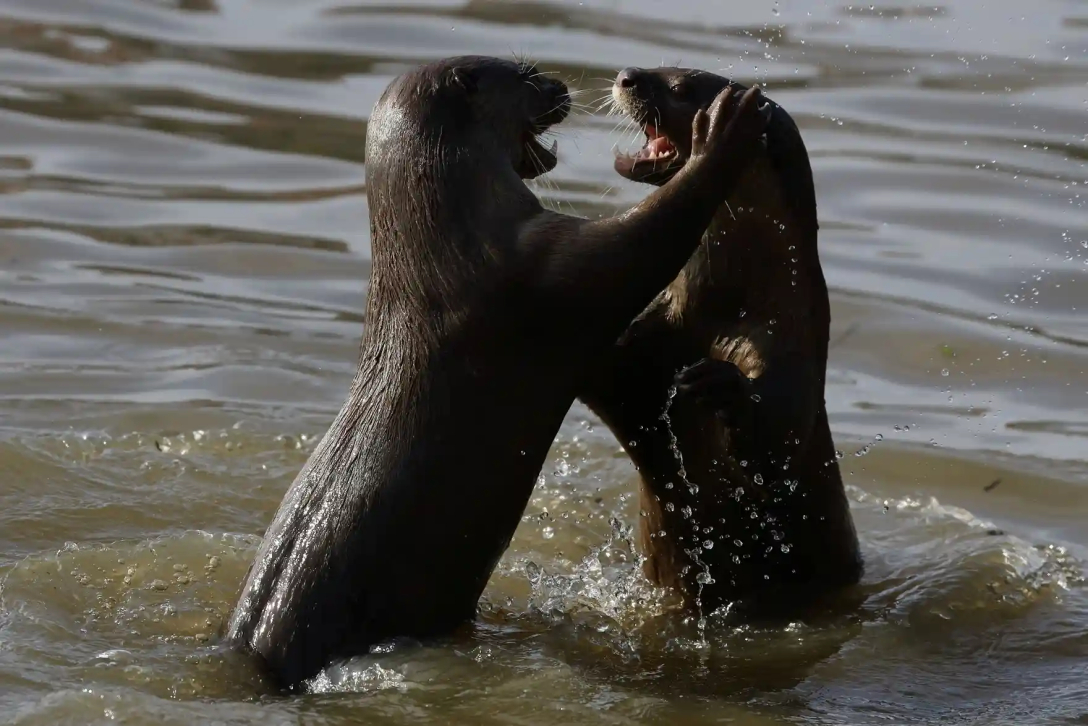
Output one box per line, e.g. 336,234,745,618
532,77,571,129
615,67,646,90
611,67,658,122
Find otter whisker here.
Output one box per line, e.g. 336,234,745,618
594,94,621,115
723,200,737,221
526,142,570,214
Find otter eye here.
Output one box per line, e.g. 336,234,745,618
670,82,696,102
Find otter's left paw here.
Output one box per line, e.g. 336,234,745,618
674,358,755,421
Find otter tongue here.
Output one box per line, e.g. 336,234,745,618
647,136,673,155
640,124,674,159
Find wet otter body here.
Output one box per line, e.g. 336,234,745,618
579,67,862,617
226,56,771,689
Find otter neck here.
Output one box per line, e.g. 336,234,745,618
674,195,821,333
365,136,540,333
678,203,818,309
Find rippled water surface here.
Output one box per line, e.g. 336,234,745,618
0,0,1086,723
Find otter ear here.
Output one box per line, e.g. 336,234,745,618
449,67,477,95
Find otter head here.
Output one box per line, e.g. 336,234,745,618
368,56,571,182
611,66,816,233
612,67,776,186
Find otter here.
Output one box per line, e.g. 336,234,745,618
578,67,862,618
225,56,772,689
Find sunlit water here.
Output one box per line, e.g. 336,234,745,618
0,1,1086,723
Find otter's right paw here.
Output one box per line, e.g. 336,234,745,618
674,358,755,425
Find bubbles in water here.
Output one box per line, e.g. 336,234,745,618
542,527,555,540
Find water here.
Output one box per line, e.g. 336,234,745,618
0,0,1086,723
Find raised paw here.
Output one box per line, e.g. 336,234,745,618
674,358,755,419
690,85,771,166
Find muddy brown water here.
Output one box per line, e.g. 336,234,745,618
0,0,1086,723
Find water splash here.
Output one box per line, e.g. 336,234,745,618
659,384,714,633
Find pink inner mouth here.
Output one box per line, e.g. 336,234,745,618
636,124,677,161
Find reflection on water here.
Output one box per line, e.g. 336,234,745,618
0,0,1086,724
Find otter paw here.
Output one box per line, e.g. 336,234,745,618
691,85,770,163
674,358,755,420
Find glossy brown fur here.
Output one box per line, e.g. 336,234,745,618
580,68,862,617
225,57,771,690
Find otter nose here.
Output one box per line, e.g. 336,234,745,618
616,67,643,89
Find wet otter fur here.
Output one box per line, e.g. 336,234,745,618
225,56,772,689
579,67,862,619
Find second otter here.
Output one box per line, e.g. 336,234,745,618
579,68,862,617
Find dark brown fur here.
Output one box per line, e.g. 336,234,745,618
225,57,771,689
579,68,862,618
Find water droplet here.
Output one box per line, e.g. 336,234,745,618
542,526,555,540
753,473,764,485
681,506,693,519
665,502,676,512
740,459,748,467
751,394,762,403
703,540,714,549
941,368,950,377
874,433,883,441
696,571,715,584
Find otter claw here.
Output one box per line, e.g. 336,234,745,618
550,139,558,156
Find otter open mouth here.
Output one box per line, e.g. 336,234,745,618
519,128,559,180
614,123,686,185
519,86,570,180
